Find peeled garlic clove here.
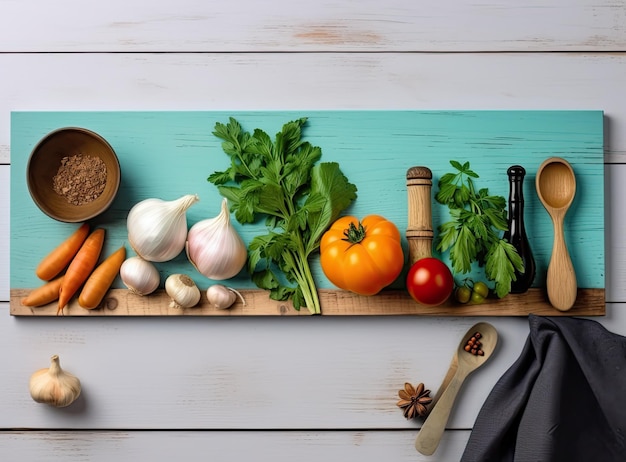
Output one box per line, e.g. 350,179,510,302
186,198,247,280
165,274,201,309
207,284,246,310
29,355,81,408
127,194,199,262
120,256,160,296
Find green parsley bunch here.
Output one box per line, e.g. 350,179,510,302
435,160,523,298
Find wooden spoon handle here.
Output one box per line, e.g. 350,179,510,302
406,166,433,265
547,216,577,311
414,368,469,456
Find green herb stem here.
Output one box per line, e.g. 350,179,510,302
285,247,321,315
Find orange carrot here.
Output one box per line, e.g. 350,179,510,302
58,228,106,314
36,223,90,281
78,245,126,310
21,276,65,307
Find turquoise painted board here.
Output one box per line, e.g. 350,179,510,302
10,111,605,310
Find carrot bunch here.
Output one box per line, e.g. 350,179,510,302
22,223,126,314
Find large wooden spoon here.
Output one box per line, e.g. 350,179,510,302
535,157,577,311
415,322,498,456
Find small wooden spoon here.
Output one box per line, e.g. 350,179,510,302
535,157,577,311
415,322,498,456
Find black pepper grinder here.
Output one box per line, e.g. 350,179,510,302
503,165,536,293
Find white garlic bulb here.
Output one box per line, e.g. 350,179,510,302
127,194,199,262
206,284,246,310
186,198,247,280
120,256,160,296
165,274,201,309
29,355,81,408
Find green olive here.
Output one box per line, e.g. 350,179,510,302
455,286,472,304
473,281,490,299
470,290,485,304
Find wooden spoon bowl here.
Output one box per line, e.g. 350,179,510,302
535,157,577,311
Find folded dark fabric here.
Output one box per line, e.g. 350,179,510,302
461,314,626,462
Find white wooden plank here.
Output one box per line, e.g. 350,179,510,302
2,301,626,429
1,53,625,166
0,430,470,461
0,166,7,300
0,301,528,429
0,0,623,52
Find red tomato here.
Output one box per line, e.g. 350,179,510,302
406,257,454,306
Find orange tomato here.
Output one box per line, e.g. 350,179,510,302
320,215,405,296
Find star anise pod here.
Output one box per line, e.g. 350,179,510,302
397,382,432,419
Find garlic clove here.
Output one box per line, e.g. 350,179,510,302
29,355,81,408
206,284,247,310
165,274,201,309
186,198,247,280
127,194,199,262
120,256,160,296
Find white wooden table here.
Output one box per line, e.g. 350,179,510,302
0,1,624,460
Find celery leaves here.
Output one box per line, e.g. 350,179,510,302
209,117,357,314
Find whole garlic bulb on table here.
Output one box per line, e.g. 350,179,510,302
29,355,81,408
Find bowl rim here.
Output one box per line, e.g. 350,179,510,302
26,126,121,223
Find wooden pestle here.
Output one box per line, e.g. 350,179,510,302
406,166,434,265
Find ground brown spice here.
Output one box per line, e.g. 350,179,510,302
53,154,108,206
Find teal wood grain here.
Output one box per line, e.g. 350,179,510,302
10,111,604,292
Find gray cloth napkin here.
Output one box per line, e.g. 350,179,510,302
461,314,626,462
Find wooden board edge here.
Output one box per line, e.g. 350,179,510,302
9,288,606,317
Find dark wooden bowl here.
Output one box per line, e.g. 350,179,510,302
27,127,121,222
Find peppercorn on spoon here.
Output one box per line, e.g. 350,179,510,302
415,322,498,456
